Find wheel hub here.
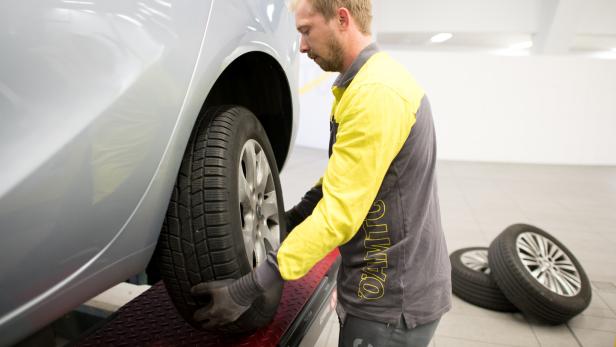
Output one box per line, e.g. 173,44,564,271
238,139,280,268
460,249,491,275
516,231,582,297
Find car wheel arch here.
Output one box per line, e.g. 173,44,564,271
201,51,295,171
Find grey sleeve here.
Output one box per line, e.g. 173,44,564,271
228,251,283,306
254,250,283,289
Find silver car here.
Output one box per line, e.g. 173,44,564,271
0,0,298,344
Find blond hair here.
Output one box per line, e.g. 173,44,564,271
292,0,372,35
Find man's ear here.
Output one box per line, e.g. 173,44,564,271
337,7,351,30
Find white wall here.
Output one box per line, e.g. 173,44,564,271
295,54,336,150
375,0,541,34
296,51,616,165
373,0,616,36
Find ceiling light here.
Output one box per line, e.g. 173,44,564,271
592,53,616,59
509,41,533,50
494,49,531,57
430,33,453,43
591,50,616,60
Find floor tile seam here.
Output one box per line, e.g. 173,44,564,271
497,177,533,225
565,323,587,347
446,310,525,321
443,311,530,324
579,312,616,319
527,319,550,347
600,301,616,316
434,333,536,347
591,289,616,310
551,194,579,218
452,178,490,243
459,188,531,236
567,323,616,334
445,173,489,244
597,231,616,248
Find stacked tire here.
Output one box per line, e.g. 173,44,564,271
450,224,591,324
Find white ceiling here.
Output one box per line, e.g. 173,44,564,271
373,0,616,54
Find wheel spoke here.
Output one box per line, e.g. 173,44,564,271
521,235,541,257
521,259,540,268
549,271,564,294
529,236,543,257
243,141,257,190
243,229,255,267
558,270,581,287
263,230,279,252
259,218,278,247
553,270,576,295
255,150,270,195
254,236,265,265
469,253,487,263
238,169,251,204
553,258,574,266
548,243,561,259
460,250,490,274
537,234,549,257
536,270,547,285
261,193,279,221
543,271,555,292
519,254,539,264
517,242,537,258
555,263,577,272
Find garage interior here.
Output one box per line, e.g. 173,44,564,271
289,1,616,345
287,1,616,345
7,0,616,346
281,150,616,347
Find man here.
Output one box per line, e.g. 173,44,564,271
190,1,451,346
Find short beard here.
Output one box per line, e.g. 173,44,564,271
316,35,344,72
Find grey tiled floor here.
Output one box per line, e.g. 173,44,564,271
281,146,616,347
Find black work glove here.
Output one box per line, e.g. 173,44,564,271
190,252,283,329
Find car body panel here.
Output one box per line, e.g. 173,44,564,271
0,0,298,344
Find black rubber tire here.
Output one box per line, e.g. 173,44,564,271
450,247,517,312
488,224,591,324
156,105,286,333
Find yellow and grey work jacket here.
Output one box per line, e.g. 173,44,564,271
278,44,451,327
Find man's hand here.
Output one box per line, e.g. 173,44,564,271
190,251,283,329
190,279,251,329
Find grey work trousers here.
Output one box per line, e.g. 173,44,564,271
338,314,440,347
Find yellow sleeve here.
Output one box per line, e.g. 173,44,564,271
277,84,417,280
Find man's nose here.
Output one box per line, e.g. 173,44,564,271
299,36,309,53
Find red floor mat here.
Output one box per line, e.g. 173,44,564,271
77,250,339,347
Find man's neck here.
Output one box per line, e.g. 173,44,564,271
340,35,373,74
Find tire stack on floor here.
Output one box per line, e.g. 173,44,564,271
450,223,592,324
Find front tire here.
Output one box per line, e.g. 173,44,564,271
156,105,286,333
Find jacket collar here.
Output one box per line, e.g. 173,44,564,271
333,42,380,88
